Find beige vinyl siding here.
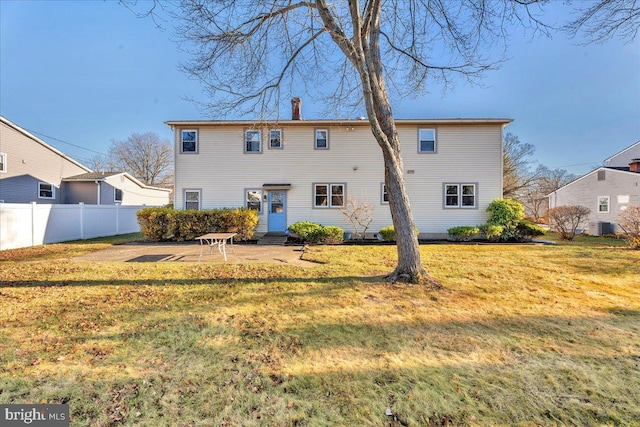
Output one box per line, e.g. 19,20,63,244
549,168,640,231
0,121,89,204
103,175,170,206
173,122,504,235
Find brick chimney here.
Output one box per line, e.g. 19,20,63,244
630,158,640,173
291,97,302,120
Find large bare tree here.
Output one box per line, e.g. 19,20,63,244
141,1,548,283
108,132,173,187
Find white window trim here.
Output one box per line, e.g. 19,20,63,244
315,128,329,150
0,152,6,173
268,129,283,149
418,128,437,153
114,188,123,203
381,183,389,205
598,195,610,213
313,182,345,208
244,129,263,153
443,183,477,209
245,188,263,214
184,189,201,210
180,129,198,154
38,182,55,200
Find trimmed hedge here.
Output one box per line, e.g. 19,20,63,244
136,207,259,242
287,221,344,244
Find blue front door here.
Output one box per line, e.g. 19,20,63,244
268,191,287,232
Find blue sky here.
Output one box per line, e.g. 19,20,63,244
1,1,638,175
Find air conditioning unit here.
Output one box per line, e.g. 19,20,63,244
589,221,613,236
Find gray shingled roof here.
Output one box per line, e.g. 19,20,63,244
63,172,123,181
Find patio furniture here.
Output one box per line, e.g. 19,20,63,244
195,232,236,261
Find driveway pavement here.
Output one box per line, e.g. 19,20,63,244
73,242,316,267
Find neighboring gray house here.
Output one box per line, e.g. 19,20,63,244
0,116,171,206
548,141,640,235
63,171,171,206
0,115,91,203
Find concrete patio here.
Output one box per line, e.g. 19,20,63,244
73,241,316,267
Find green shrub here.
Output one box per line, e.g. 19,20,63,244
136,207,259,242
322,226,345,244
515,220,546,242
447,226,479,242
378,226,396,241
287,222,344,244
377,225,419,242
486,198,525,240
479,224,504,242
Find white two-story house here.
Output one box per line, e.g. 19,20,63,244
168,107,510,238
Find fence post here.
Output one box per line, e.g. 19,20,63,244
116,204,120,235
31,202,36,247
79,202,84,240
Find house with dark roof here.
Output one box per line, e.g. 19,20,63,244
0,116,170,206
548,141,640,235
63,171,171,206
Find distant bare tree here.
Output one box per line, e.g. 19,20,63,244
503,133,538,199
566,0,640,43
522,165,577,221
109,132,173,186
88,154,118,173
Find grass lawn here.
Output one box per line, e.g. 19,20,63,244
0,234,638,426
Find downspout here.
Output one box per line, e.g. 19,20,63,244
95,181,101,205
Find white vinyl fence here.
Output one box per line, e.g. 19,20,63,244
0,203,146,251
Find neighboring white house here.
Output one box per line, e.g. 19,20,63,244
0,115,170,206
168,106,510,238
63,172,171,206
548,141,640,235
0,115,91,203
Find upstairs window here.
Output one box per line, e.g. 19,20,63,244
0,152,6,173
181,130,198,153
246,189,263,213
114,188,123,203
315,129,329,149
598,196,610,213
38,182,55,199
597,170,606,181
444,183,476,208
269,129,283,149
418,128,436,153
245,130,262,153
184,190,201,210
314,183,345,208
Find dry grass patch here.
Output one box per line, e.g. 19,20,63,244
0,238,638,426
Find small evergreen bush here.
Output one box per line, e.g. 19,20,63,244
486,198,525,240
287,222,344,244
515,220,546,242
377,225,419,242
478,224,503,242
447,226,479,242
